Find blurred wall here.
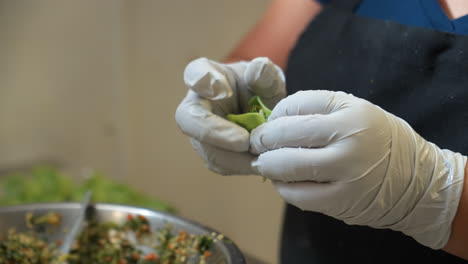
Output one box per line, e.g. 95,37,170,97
0,0,283,263
0,0,131,178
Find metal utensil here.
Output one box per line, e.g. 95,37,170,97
58,191,92,256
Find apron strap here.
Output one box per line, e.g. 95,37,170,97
329,0,362,11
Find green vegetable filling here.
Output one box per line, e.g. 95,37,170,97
226,96,272,132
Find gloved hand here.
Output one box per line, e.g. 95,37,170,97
250,90,466,249
175,57,286,175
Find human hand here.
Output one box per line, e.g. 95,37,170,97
251,90,466,249
175,57,286,175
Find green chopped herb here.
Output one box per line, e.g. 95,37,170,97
0,167,175,213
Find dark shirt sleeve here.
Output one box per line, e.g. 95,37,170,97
316,0,329,4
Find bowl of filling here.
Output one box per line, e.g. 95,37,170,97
0,203,245,264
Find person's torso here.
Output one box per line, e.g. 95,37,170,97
319,0,468,36
281,0,468,263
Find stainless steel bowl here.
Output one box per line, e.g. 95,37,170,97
0,203,246,264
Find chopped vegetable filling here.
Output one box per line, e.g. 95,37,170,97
0,213,221,264
226,96,272,132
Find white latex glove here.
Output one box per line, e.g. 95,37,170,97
175,57,286,175
250,90,466,249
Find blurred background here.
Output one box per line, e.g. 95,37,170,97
0,0,283,263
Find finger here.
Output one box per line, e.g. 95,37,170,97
176,91,250,152
191,139,259,176
243,57,286,108
184,57,239,100
273,181,342,214
250,113,362,154
252,147,354,183
269,90,354,121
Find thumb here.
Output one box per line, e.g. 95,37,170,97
268,90,354,121
243,57,286,108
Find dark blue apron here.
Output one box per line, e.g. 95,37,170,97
282,0,468,263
